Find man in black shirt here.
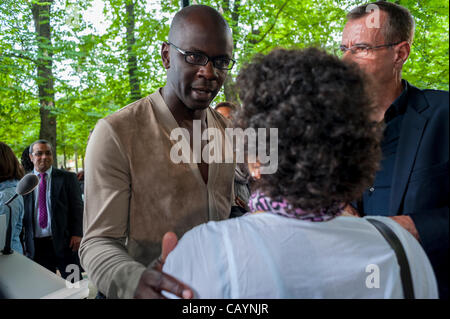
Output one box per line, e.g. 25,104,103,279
340,1,448,298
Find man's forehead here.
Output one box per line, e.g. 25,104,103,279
176,27,233,56
342,15,385,44
33,143,51,151
216,107,232,119
216,106,231,112
182,30,232,47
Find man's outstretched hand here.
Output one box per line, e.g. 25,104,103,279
134,232,193,299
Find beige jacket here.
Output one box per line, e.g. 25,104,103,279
79,90,235,298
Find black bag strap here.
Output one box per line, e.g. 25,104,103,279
366,218,415,299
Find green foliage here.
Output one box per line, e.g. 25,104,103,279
399,0,449,90
0,0,448,164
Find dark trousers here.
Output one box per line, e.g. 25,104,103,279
34,237,82,282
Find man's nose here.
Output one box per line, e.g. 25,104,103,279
198,61,218,79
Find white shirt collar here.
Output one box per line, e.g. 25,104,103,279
33,166,53,177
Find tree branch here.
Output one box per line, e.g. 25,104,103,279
221,0,241,50
255,14,343,53
1,52,37,64
251,0,289,45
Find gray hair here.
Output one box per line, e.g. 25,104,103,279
29,139,53,154
347,1,415,44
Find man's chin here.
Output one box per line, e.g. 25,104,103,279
186,98,213,110
38,165,51,172
189,103,210,110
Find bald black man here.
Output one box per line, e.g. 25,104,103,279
80,5,236,299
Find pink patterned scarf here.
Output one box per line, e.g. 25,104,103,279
248,191,342,222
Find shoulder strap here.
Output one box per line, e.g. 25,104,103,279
366,218,415,299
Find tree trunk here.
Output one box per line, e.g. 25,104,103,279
61,125,66,169
74,151,78,173
32,0,57,167
63,147,67,169
224,75,239,104
126,1,141,103
222,0,241,104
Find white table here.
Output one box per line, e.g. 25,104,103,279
0,250,89,299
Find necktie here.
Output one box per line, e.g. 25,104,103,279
38,173,48,229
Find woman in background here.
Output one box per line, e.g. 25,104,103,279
0,142,25,254
20,145,34,174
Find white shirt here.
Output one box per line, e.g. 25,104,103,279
163,213,438,298
33,167,52,238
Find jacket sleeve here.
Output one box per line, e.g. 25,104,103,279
79,118,146,299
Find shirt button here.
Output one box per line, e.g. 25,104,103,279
369,187,375,192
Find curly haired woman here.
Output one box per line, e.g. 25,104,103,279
162,48,438,298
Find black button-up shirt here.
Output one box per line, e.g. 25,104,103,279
362,80,409,216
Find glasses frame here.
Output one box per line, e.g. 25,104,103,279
32,151,52,157
166,41,235,70
339,41,402,57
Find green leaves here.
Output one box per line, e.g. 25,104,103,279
0,0,448,164
399,0,449,90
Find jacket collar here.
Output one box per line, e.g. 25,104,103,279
389,81,429,214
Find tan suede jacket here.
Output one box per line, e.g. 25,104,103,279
79,90,235,298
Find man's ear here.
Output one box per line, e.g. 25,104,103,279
394,41,411,68
161,42,170,69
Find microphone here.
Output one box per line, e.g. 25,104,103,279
0,174,89,299
2,173,39,255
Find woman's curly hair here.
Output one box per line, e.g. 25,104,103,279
234,48,383,214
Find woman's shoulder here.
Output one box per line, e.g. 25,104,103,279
0,180,18,196
0,180,20,211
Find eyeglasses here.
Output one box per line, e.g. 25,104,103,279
337,42,401,58
32,151,52,157
166,41,235,70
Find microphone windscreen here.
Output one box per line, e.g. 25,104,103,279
16,173,39,196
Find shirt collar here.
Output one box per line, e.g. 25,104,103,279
384,80,409,123
33,166,52,177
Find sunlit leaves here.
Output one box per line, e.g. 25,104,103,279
0,0,448,163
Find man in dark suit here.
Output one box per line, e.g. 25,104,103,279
341,2,448,298
23,139,83,281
